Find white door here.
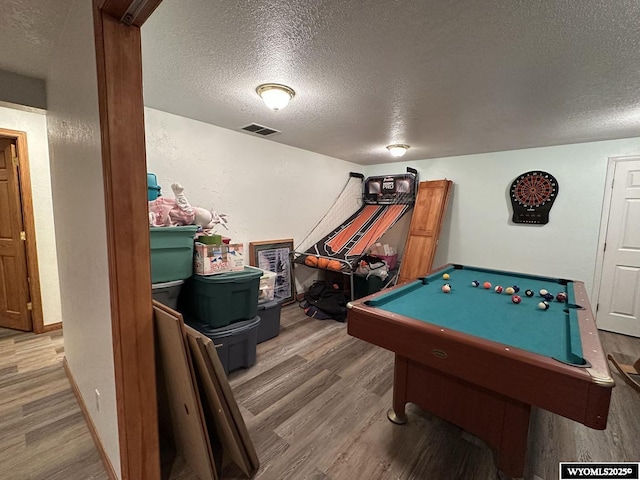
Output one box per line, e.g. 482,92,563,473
597,158,640,337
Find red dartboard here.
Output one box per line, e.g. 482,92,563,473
509,171,558,224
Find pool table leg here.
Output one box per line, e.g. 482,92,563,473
387,354,408,425
495,400,531,479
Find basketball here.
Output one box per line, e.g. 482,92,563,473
305,255,319,267
327,260,342,271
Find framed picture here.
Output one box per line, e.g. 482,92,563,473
249,239,295,305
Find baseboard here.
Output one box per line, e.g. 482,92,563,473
42,322,62,333
32,321,62,335
63,357,118,480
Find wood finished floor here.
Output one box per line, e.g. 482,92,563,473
1,306,639,480
0,328,108,480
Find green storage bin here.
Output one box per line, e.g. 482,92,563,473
149,226,198,283
353,274,385,300
179,267,262,328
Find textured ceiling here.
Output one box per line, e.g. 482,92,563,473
0,0,72,79
140,0,640,165
1,1,640,165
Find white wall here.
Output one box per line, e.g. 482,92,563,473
0,105,61,326
144,107,363,291
46,0,120,476
367,137,640,297
144,105,640,302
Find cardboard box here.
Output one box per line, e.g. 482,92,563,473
226,244,245,271
194,243,244,275
194,243,228,275
197,234,223,245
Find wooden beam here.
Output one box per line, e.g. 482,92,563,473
93,6,160,480
97,0,164,26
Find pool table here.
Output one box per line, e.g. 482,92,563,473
347,264,614,478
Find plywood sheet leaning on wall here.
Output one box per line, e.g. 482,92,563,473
185,325,259,476
202,336,260,472
398,180,453,283
153,301,218,480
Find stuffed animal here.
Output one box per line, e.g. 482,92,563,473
148,183,228,231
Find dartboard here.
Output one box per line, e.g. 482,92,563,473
509,171,559,224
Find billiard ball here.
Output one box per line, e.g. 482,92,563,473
443,273,450,280
442,285,451,293
511,295,521,304
443,283,451,288
525,289,534,297
483,281,492,289
505,287,515,295
539,289,548,297
472,280,480,287
556,292,568,302
512,285,520,293
538,301,550,310
543,293,554,301
494,285,503,294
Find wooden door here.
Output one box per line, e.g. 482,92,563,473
0,138,32,331
398,179,453,283
597,159,640,337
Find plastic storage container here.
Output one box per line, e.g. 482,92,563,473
353,274,385,300
149,225,198,283
257,299,281,343
179,266,262,328
186,316,260,374
147,173,161,200
151,280,184,310
258,269,277,304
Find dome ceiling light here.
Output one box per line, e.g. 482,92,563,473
386,144,410,157
256,83,295,111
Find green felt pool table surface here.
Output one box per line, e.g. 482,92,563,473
365,264,584,364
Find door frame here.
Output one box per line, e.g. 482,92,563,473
93,1,164,479
592,154,640,318
0,128,47,333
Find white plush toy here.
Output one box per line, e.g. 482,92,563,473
148,183,228,231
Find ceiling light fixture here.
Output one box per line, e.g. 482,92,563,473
256,83,295,111
386,144,410,157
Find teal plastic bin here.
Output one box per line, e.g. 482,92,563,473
149,226,198,283
179,267,262,328
147,173,161,200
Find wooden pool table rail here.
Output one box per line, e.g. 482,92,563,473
347,299,613,425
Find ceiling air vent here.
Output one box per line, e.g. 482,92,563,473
240,123,281,137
